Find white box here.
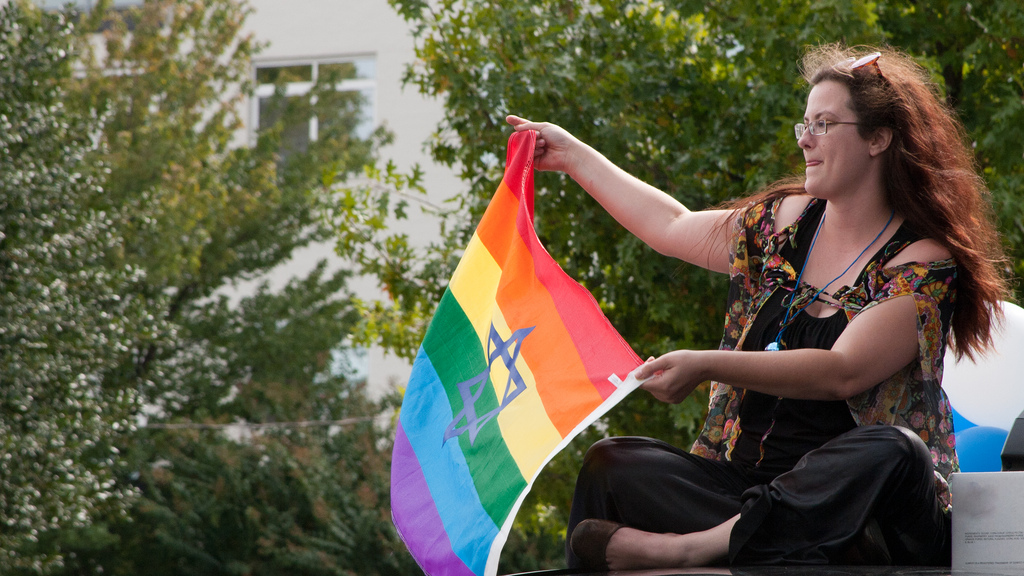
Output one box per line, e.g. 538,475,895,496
951,471,1024,573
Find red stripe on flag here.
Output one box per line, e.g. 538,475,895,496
494,229,606,436
474,132,641,436
502,132,640,395
514,213,640,396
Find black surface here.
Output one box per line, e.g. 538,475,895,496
505,567,1015,576
1001,409,1024,471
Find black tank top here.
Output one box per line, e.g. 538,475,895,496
731,199,918,479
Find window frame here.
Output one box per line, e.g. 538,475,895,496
250,55,377,148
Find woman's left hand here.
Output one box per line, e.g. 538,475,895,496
637,350,706,404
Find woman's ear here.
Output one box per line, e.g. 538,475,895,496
869,127,894,157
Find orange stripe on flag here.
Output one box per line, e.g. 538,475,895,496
475,181,517,265
495,227,604,437
475,177,605,437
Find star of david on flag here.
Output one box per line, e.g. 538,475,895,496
390,130,645,576
444,325,534,446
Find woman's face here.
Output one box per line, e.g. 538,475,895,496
798,80,877,199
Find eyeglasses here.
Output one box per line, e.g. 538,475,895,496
794,52,883,140
794,119,861,140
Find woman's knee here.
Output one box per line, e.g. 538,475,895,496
843,425,933,472
584,437,650,472
580,436,676,483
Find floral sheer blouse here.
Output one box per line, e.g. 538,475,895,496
691,196,960,510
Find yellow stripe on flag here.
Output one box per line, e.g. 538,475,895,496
487,309,562,477
448,233,501,343
449,233,562,479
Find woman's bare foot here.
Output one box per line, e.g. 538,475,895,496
603,515,738,570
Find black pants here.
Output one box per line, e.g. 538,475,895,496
566,425,951,567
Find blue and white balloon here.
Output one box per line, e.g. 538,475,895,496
943,301,1024,472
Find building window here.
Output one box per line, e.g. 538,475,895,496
252,56,376,157
329,346,369,386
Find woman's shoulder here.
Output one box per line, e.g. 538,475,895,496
771,194,815,234
885,237,954,269
737,193,813,233
856,236,957,306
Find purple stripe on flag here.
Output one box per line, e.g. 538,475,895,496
394,347,497,574
392,422,477,576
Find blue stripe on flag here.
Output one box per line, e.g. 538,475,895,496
399,347,499,575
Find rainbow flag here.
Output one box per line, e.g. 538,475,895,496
390,130,644,576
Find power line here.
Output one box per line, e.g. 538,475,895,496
142,416,375,431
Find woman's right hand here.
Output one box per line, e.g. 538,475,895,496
506,115,582,175
507,115,733,274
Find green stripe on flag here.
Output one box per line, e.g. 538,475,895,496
422,289,528,526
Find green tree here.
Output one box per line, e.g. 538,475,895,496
50,265,417,575
44,0,406,572
0,3,149,571
877,0,1024,281
341,0,1023,570
68,0,384,400
2,0,412,572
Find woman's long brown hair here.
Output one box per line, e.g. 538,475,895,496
736,44,1009,360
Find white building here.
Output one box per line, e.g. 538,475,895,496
239,0,459,395
36,0,460,395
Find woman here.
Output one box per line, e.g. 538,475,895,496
507,44,1008,569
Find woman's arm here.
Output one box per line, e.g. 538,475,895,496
507,115,734,273
637,294,921,402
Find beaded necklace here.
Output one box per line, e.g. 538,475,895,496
765,207,895,351
754,206,896,467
